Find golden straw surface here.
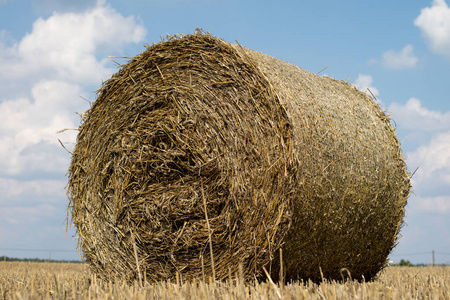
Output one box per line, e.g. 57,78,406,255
67,32,410,283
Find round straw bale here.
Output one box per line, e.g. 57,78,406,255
67,32,410,283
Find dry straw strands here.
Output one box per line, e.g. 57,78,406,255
67,31,410,284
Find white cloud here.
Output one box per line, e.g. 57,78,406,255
10,2,146,84
0,80,85,175
382,45,418,69
0,2,146,254
414,0,450,58
389,98,450,132
0,2,146,177
0,204,57,225
409,195,450,214
354,74,380,99
407,131,450,187
0,178,65,199
0,30,17,66
388,99,450,216
0,178,66,227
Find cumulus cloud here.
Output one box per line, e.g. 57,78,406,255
0,2,146,255
410,196,450,214
390,97,450,148
0,178,64,199
1,204,56,225
0,80,85,175
389,98,450,132
354,74,380,99
0,2,146,177
407,131,450,188
406,137,450,216
0,177,67,238
414,0,450,58
4,2,146,84
388,98,450,215
382,45,418,69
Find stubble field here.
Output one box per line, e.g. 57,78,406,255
0,261,448,299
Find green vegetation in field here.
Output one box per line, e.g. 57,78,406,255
0,256,82,263
396,259,414,267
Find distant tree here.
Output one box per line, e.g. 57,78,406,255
397,259,414,266
0,256,82,263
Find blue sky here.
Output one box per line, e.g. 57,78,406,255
0,0,449,265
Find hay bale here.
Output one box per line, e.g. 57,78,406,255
67,32,410,283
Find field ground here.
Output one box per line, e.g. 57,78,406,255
0,262,449,299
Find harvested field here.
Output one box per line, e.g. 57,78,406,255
67,32,410,283
0,262,448,299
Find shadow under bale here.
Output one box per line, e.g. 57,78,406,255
67,32,410,283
